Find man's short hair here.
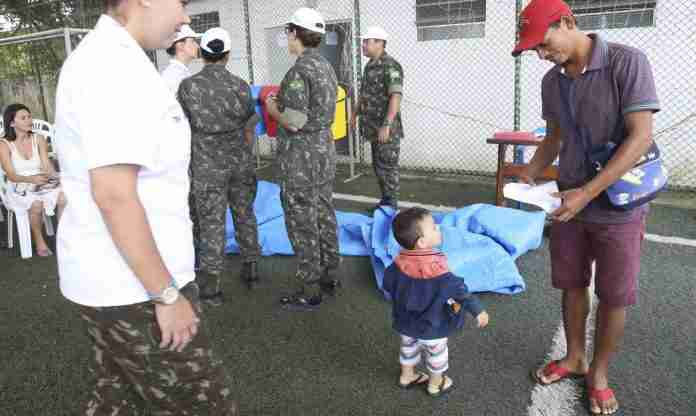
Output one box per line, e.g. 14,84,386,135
549,15,577,30
201,48,229,63
287,23,323,48
392,207,431,250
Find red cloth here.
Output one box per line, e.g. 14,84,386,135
493,131,535,141
259,85,281,138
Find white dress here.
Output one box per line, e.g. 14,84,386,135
1,135,61,215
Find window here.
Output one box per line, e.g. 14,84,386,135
190,11,220,34
567,0,657,30
416,0,486,42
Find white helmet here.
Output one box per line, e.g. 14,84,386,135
171,24,201,45
361,26,388,41
288,7,326,34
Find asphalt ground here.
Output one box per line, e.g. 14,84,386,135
1,166,694,416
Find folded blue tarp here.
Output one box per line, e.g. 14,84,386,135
226,181,545,296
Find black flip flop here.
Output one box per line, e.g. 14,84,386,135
428,376,455,397
398,372,429,389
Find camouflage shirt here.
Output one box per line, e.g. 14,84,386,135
178,64,257,185
277,48,338,189
359,52,404,141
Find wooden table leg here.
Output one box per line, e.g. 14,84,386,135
495,144,507,206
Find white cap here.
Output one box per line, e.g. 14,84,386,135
288,7,326,34
200,27,231,54
361,26,389,41
172,24,201,44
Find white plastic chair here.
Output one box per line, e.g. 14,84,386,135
0,121,56,259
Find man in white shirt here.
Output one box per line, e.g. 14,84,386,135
161,24,200,93
53,0,237,414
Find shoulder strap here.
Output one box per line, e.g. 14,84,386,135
557,76,592,153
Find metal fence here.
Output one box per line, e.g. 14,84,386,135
2,0,695,189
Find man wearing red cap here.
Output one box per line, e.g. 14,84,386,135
513,0,660,414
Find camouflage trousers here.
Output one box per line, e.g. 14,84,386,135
189,190,200,270
192,169,260,287
280,181,340,292
370,136,401,203
79,283,237,416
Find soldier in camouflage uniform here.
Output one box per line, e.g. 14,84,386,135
178,28,262,305
352,26,404,210
265,8,341,310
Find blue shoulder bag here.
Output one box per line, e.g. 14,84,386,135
558,76,667,211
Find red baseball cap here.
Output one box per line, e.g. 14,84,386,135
511,0,573,57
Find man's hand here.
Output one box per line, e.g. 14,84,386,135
350,113,358,132
244,129,254,147
550,187,593,222
377,126,391,144
517,166,537,186
265,94,277,110
156,297,200,353
476,311,489,328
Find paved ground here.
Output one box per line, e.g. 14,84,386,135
1,166,694,416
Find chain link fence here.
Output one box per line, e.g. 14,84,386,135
1,0,695,189
239,0,696,189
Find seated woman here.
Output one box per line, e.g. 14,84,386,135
0,103,66,257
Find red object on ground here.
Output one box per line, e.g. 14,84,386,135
259,85,281,138
493,131,536,141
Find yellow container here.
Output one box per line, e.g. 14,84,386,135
332,86,347,140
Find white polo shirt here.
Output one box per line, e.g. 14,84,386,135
161,58,191,94
54,15,195,307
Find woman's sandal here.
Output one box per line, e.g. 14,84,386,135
427,376,455,397
398,372,429,389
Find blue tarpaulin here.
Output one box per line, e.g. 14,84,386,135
226,181,545,296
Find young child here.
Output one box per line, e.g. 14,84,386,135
383,207,490,397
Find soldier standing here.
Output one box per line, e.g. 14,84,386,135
265,7,341,310
351,26,404,210
178,28,261,306
161,24,200,94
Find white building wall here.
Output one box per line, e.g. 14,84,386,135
157,0,250,80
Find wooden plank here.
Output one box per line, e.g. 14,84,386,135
486,137,545,146
502,163,559,180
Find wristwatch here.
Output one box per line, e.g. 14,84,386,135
382,119,393,128
149,280,180,305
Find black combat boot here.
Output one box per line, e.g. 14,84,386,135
319,268,342,297
196,272,224,307
240,261,260,289
279,285,322,311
